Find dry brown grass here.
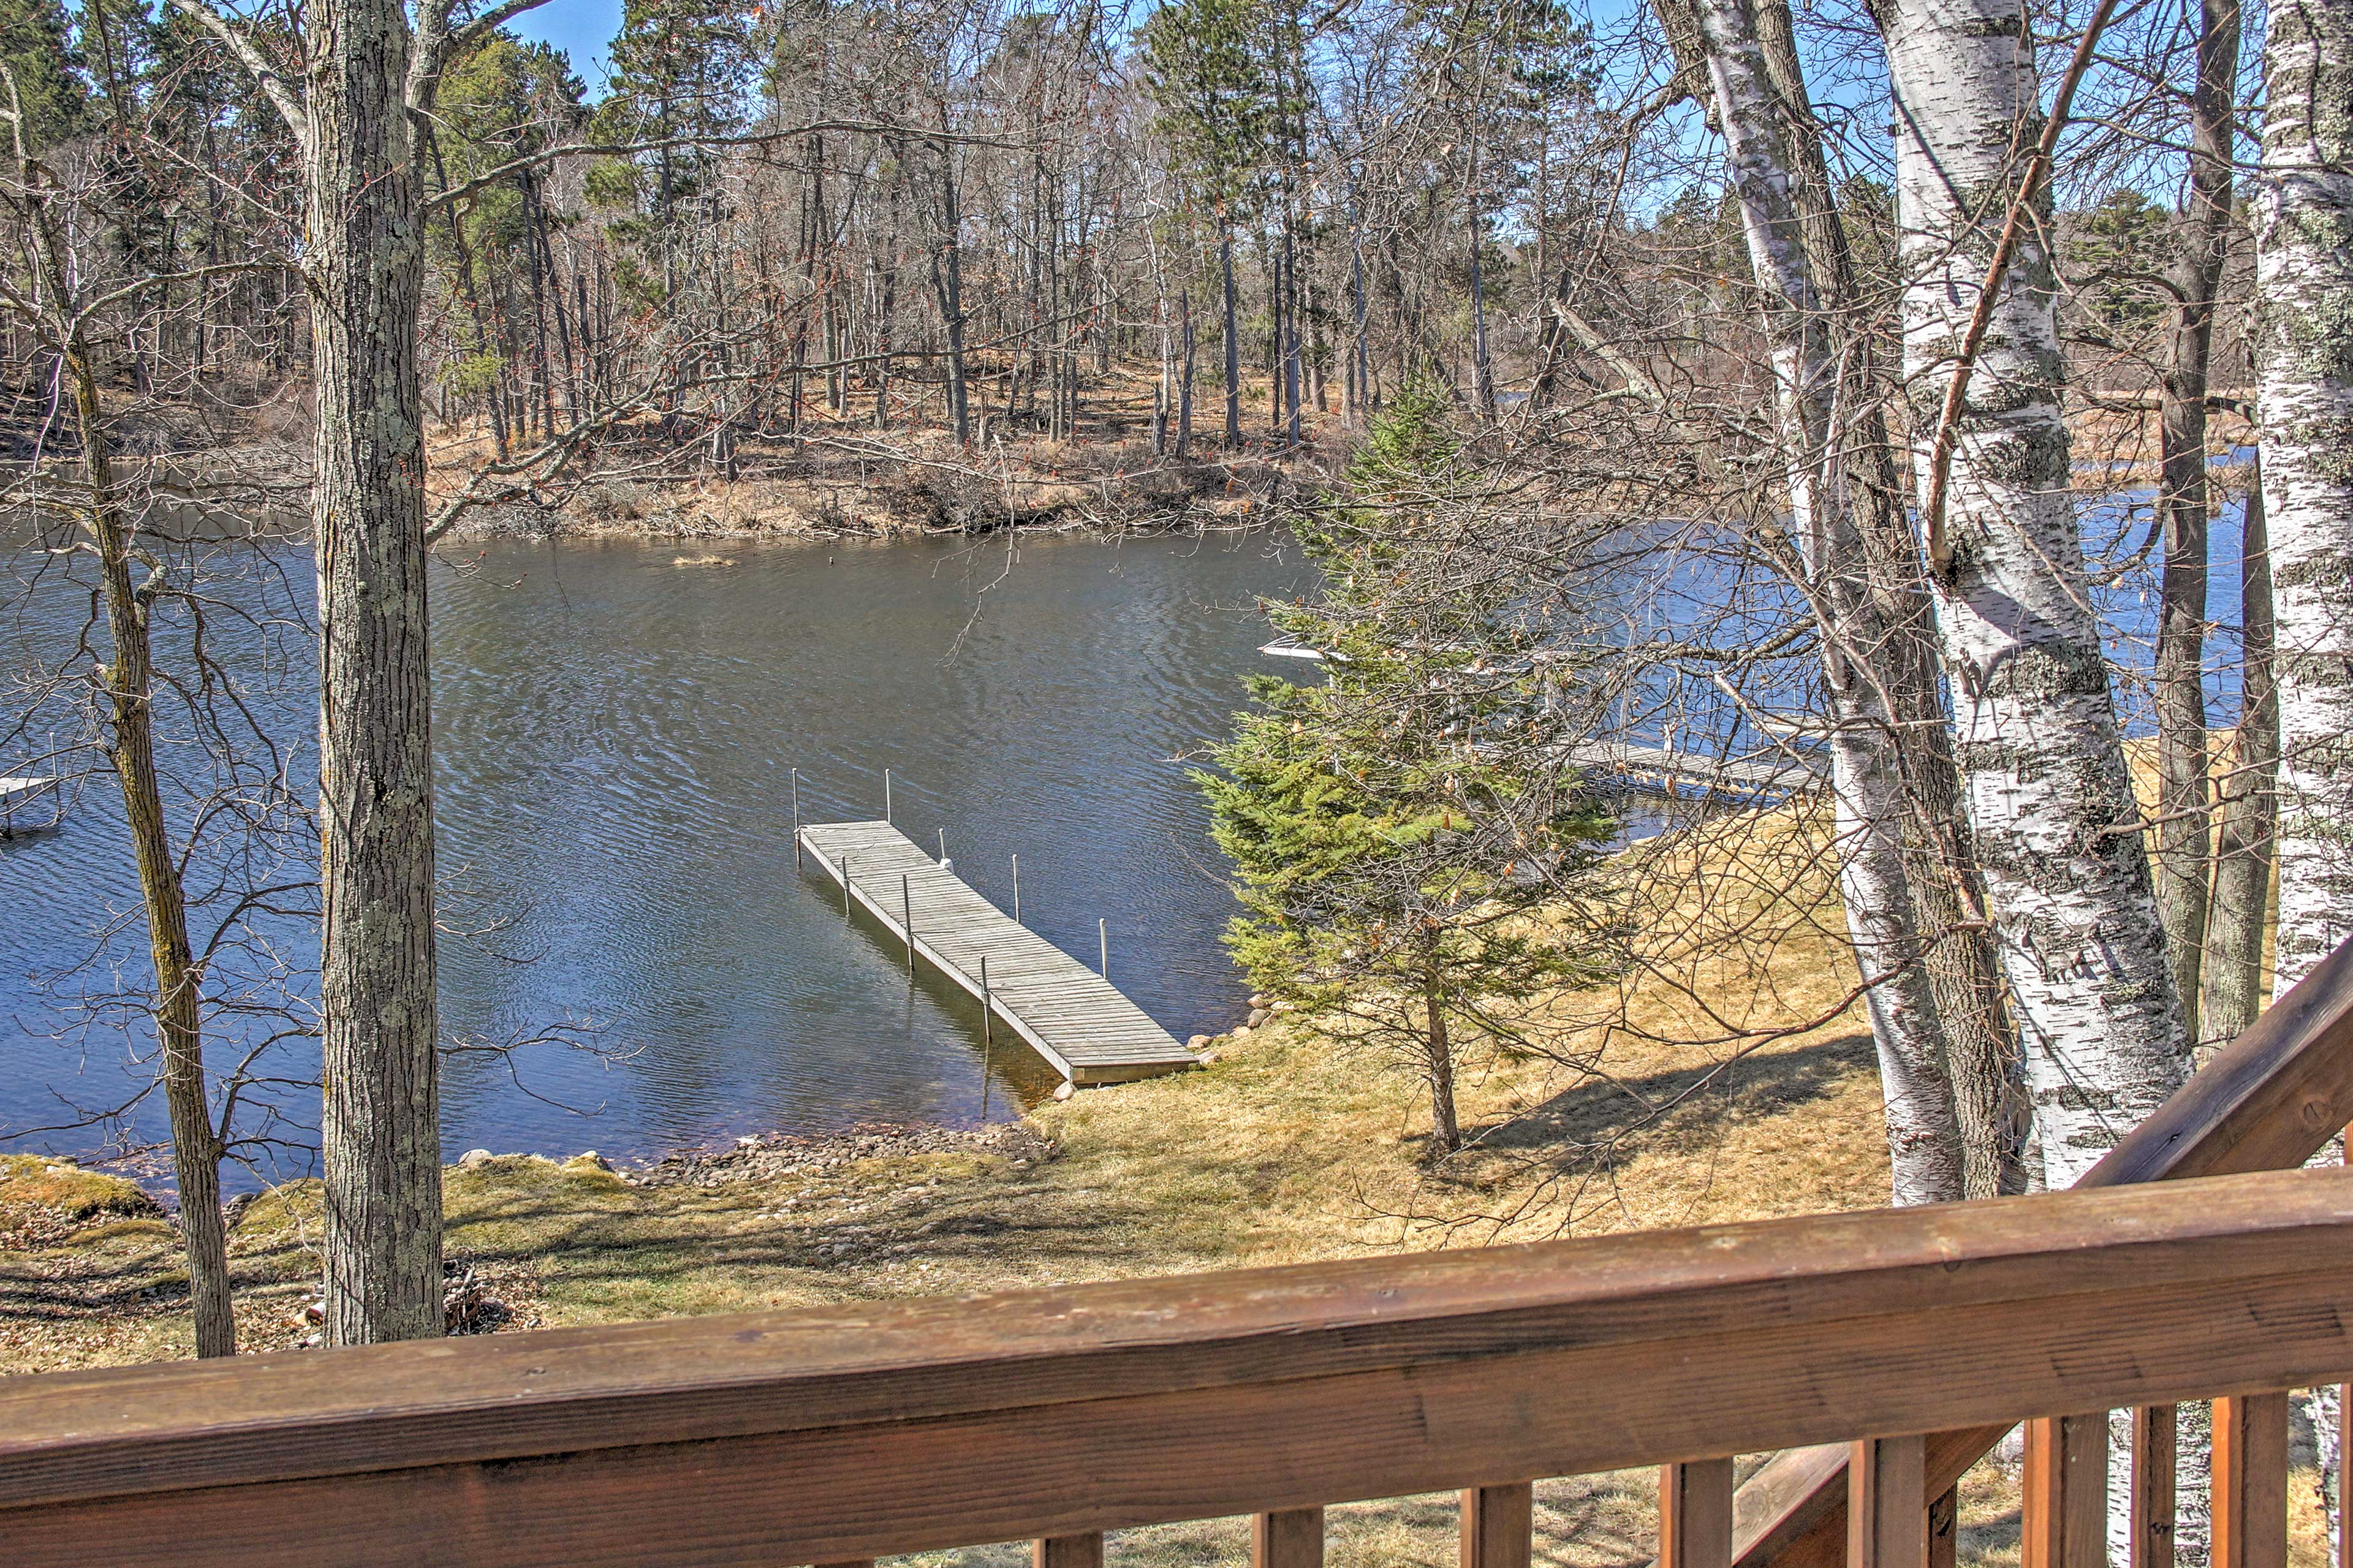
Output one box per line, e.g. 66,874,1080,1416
3,795,2326,1568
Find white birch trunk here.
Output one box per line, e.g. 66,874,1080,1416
1696,0,1966,1204
2257,0,2353,1002
1882,0,2198,1547
1883,0,2189,1189
2255,0,2353,1550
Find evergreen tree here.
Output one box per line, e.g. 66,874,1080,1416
0,0,83,147
1201,386,1620,1154
1139,0,1276,448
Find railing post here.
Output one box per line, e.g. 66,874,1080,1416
1012,853,1021,925
2021,1415,2107,1568
1848,1435,1927,1568
903,873,914,974
1661,1460,1733,1568
1254,1506,1324,1568
1461,1482,1533,1568
884,768,892,824
2213,1394,2287,1568
842,854,853,918
1034,1535,1103,1568
2131,1405,2177,1568
1100,917,1109,980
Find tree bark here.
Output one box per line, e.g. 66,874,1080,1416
1749,0,2023,1198
18,170,236,1358
2202,462,2275,1043
2154,0,2243,1043
1425,990,1460,1154
1694,0,1966,1205
2254,0,2353,1001
1221,221,1242,448
1881,0,2191,1192
308,0,444,1347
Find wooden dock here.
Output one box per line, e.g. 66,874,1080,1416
796,820,1200,1086
1563,741,1820,797
1,775,56,835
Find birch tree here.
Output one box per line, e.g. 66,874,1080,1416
2257,0,2353,1001
2254,0,2353,1541
1885,0,2189,1189
1883,0,2203,1548
1688,0,1966,1203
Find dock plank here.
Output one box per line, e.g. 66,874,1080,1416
797,822,1199,1086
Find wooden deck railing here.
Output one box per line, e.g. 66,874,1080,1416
1,1157,2351,1566
4,937,2351,1568
1727,933,2353,1568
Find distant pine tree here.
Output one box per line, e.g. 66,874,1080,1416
0,0,85,147
1200,385,1621,1154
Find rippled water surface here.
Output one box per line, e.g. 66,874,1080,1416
1,531,1308,1183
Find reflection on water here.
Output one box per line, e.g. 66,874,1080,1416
1,530,1308,1185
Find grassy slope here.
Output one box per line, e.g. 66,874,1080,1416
0,797,2325,1566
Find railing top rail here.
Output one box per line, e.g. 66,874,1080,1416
7,1164,2353,1565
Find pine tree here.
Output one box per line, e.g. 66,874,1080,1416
1201,387,1619,1154
1139,0,1276,449
0,0,83,147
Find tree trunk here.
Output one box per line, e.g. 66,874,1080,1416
931,134,970,446
2155,0,2243,1043
1221,221,1241,449
1749,0,2023,1197
2254,0,2353,1001
1466,141,1495,423
1178,287,1195,458
1882,0,2190,1192
21,177,236,1358
2202,462,2275,1043
1425,991,1460,1154
308,0,445,1347
1694,0,1966,1205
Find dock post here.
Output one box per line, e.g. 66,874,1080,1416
902,873,914,974
979,946,998,1055
843,855,853,917
791,770,801,868
1012,854,1020,924
938,828,948,865
884,768,893,823
980,955,994,1118
1100,918,1108,979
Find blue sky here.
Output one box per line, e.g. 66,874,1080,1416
509,0,625,93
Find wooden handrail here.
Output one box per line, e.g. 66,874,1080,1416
6,1162,2353,1566
1725,933,2353,1568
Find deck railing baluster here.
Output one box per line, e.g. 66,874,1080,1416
1925,1487,1957,1568
1253,1507,1324,1568
1847,1437,1926,1568
2212,1394,2288,1568
1034,1533,1104,1568
2131,1404,2177,1568
1661,1460,1735,1568
1461,1483,1533,1568
2021,1415,2106,1568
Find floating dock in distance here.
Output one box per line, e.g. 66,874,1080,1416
797,820,1200,1086
1562,741,1821,797
0,775,57,834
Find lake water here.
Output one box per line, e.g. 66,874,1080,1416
0,530,1309,1187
